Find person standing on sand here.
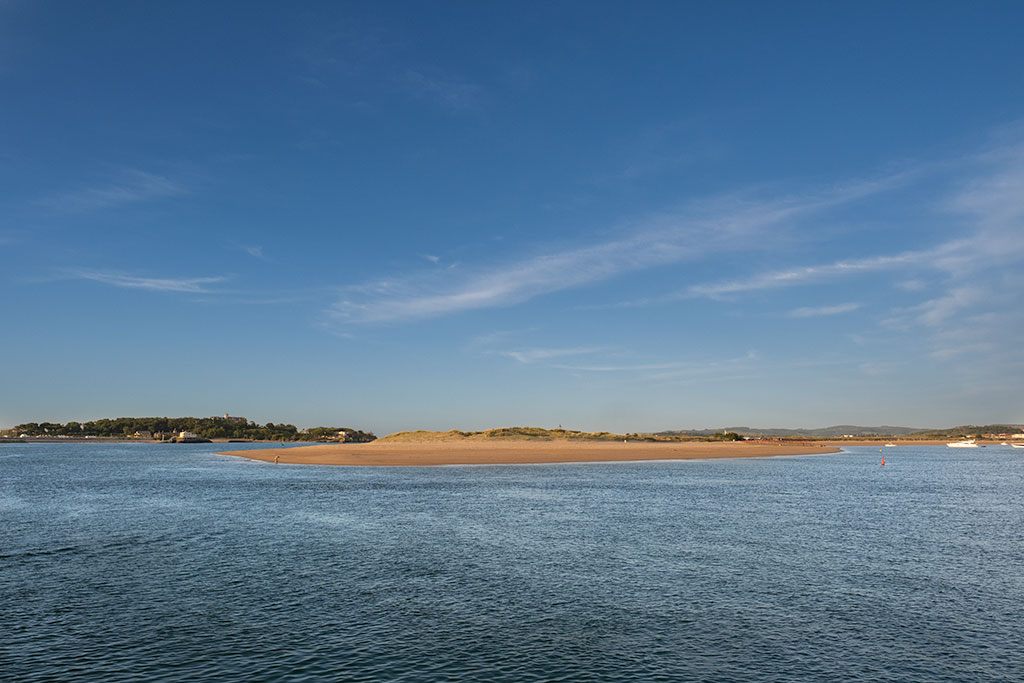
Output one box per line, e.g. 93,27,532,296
274,454,280,464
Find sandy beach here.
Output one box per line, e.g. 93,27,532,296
220,440,840,467
819,439,949,446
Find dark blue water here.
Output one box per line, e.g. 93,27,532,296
2,443,1022,681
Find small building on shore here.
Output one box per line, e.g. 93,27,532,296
174,430,211,443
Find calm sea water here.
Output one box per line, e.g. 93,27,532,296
2,443,1022,682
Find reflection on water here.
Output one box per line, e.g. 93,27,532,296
2,443,1023,681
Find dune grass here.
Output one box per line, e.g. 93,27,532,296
376,427,628,442
373,427,703,443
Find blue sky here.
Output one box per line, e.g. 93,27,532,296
3,1,1024,434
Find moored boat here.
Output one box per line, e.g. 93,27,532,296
947,440,978,448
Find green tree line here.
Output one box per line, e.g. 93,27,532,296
4,417,375,442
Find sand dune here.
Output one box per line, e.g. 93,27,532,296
221,439,839,467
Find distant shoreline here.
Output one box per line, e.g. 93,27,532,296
219,440,841,467
0,437,962,449
0,438,320,444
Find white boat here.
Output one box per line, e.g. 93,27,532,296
1011,444,1024,449
947,440,978,448
884,443,896,447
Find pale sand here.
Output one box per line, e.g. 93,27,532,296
819,439,948,446
220,440,839,467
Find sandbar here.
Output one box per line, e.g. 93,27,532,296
220,440,839,467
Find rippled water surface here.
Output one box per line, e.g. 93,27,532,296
2,443,1023,681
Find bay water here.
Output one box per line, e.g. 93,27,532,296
2,443,1022,681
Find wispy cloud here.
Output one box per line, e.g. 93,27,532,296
299,22,484,116
896,279,927,291
645,351,760,380
500,347,604,364
688,251,935,299
242,245,267,260
477,328,760,384
40,170,185,212
594,118,724,185
329,129,1024,406
401,68,483,113
684,215,1019,302
858,362,898,376
331,172,909,325
68,269,227,293
592,144,1024,313
883,142,1024,373
928,342,995,360
912,286,985,326
552,350,760,380
465,329,536,349
553,360,692,373
300,24,397,79
675,140,1024,375
787,302,862,318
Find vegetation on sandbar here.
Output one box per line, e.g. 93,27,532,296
376,427,743,443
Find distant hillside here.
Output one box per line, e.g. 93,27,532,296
656,425,924,438
655,424,1024,438
904,424,1024,439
